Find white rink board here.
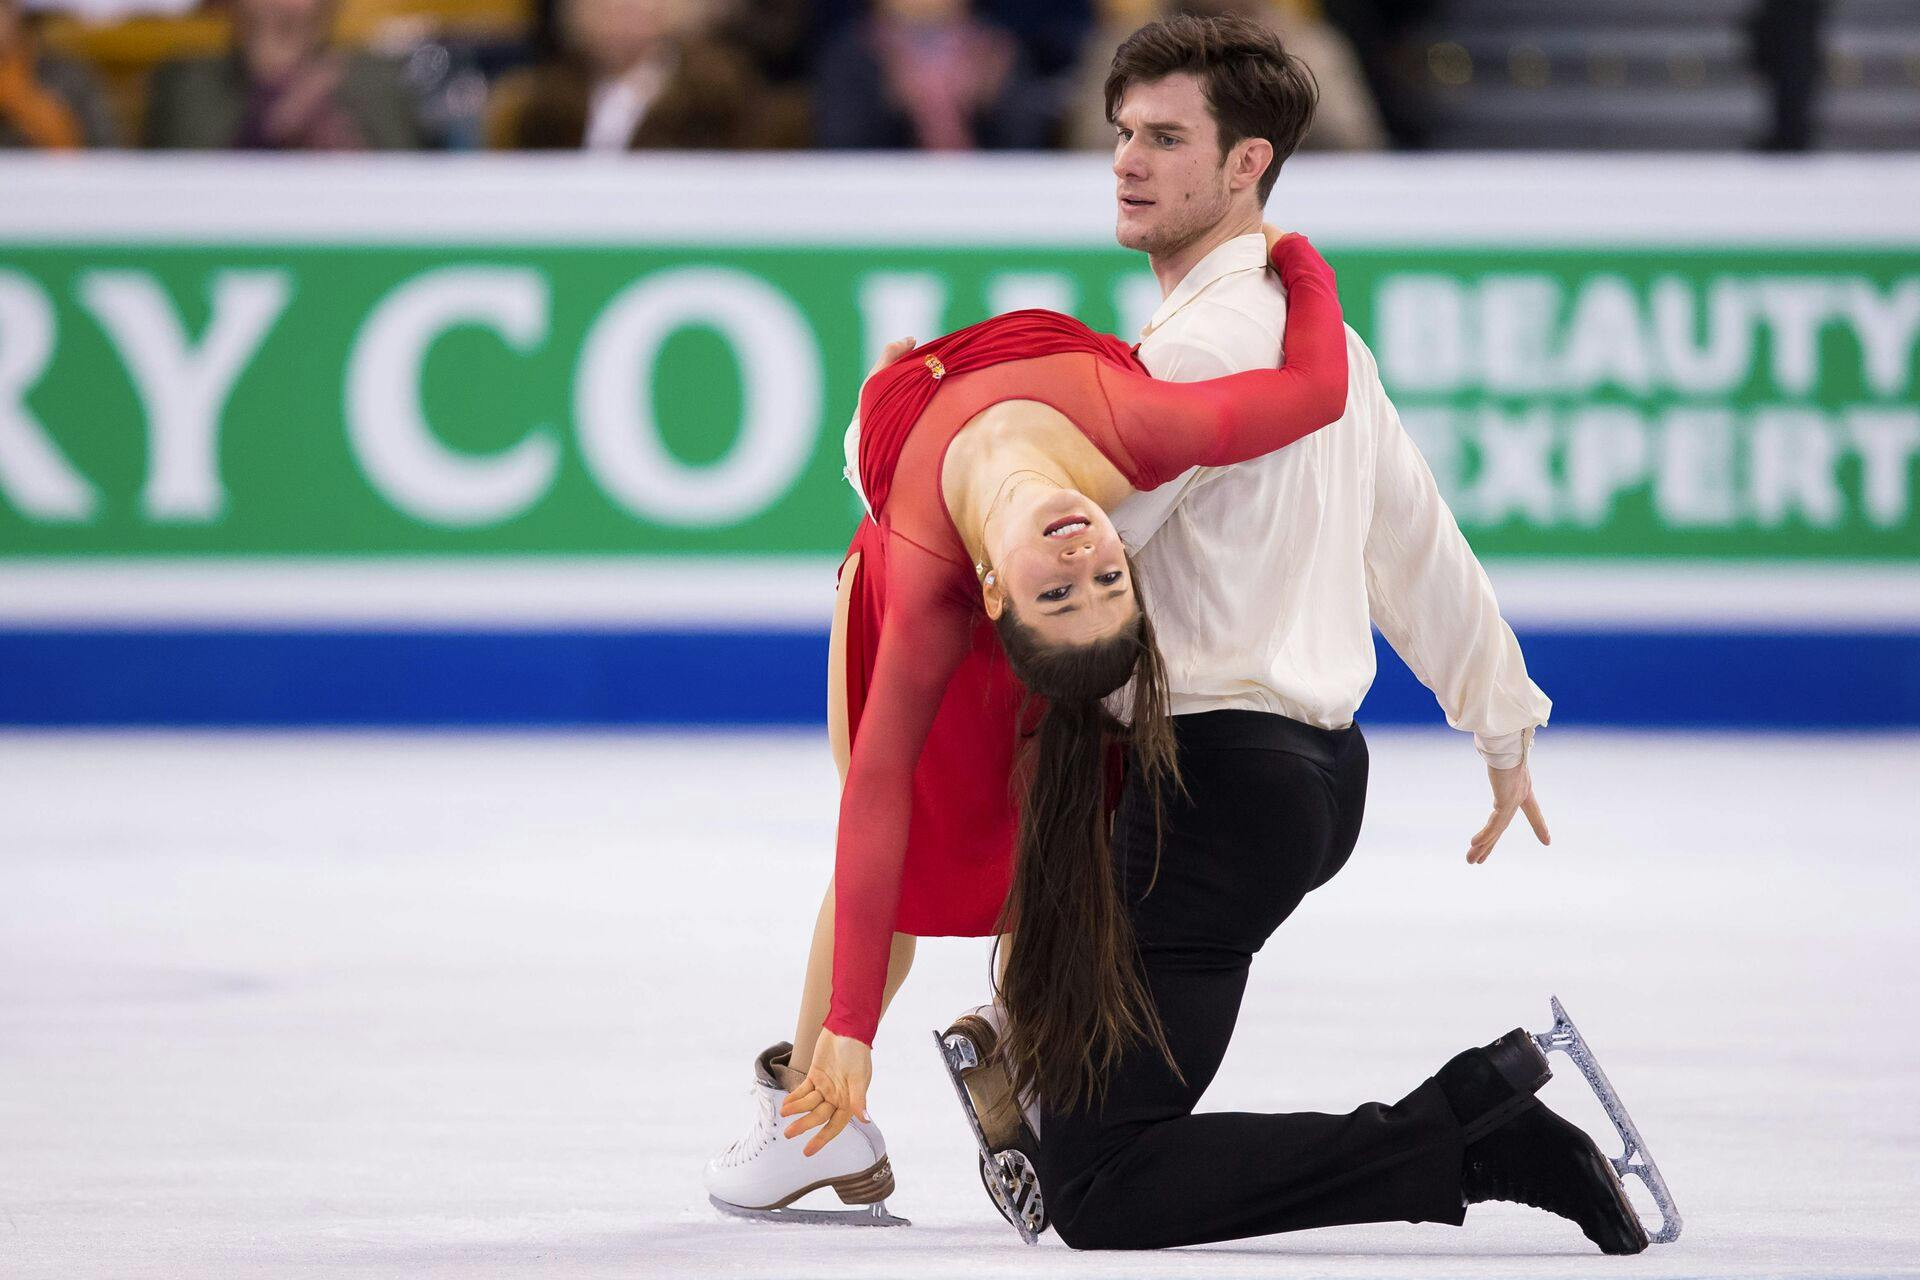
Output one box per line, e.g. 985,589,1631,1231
5,558,1920,629
3,153,1917,245
1,729,1916,1279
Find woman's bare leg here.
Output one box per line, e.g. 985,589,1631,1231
826,552,857,789
791,887,916,1074
790,548,917,1075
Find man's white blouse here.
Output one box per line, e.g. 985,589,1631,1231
1111,233,1550,768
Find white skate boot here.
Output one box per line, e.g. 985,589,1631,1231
934,1004,1045,1243
704,1041,907,1226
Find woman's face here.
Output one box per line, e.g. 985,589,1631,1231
982,482,1137,646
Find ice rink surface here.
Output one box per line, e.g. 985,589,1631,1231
3,728,1916,1280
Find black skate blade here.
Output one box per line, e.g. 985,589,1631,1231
708,1194,909,1227
933,1028,1042,1245
1531,995,1682,1245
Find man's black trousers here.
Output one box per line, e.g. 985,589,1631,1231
1034,710,1469,1250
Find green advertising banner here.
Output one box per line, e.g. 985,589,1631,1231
1,160,1916,564
0,158,1914,726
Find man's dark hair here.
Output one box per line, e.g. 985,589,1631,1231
1104,13,1318,203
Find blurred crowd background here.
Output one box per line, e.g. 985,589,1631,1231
1,0,1913,155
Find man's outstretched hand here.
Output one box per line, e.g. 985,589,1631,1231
1468,759,1551,864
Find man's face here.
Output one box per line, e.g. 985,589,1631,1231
1111,73,1235,258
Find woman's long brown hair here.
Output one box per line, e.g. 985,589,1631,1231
991,553,1183,1114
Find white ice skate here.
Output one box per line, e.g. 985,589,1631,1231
1532,996,1683,1244
934,1004,1045,1244
704,1041,907,1227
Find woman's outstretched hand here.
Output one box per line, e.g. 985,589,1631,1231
777,1029,873,1157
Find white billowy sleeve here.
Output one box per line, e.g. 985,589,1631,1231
1359,346,1552,768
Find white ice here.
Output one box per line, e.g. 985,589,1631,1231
2,730,1916,1279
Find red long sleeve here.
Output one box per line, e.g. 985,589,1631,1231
1104,234,1347,488
824,541,975,1045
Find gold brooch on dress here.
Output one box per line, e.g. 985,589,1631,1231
923,354,946,380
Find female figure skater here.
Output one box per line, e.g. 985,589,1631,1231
703,229,1347,1223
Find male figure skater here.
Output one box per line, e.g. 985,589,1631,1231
944,15,1652,1255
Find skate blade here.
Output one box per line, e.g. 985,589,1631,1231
933,1028,1043,1245
708,1194,909,1228
1531,995,1682,1245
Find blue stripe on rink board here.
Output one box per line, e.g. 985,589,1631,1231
0,629,828,728
0,628,1915,728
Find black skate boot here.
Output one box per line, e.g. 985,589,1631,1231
1436,1028,1650,1256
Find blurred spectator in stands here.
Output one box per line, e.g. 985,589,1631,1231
0,0,119,147
980,0,1093,81
144,0,424,148
1750,0,1825,150
1320,0,1434,147
712,0,810,84
1065,0,1384,151
813,0,1056,150
810,0,1094,80
704,0,811,146
488,0,769,149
